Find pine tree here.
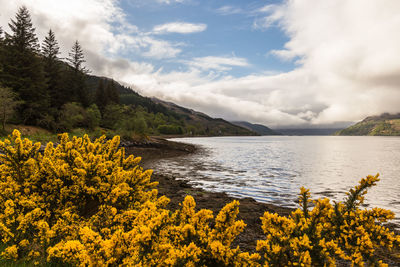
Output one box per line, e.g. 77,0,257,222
67,40,89,74
95,79,107,111
42,29,63,108
5,6,39,53
1,6,49,125
66,40,90,106
105,79,120,104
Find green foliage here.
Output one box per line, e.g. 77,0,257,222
58,102,86,131
157,124,184,135
105,80,119,104
42,29,63,109
85,104,101,131
101,104,123,129
95,79,107,111
66,41,89,107
337,114,400,136
0,86,20,132
1,6,49,125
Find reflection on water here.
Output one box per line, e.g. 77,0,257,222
154,136,400,223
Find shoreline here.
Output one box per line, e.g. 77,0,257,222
125,137,400,264
125,139,294,252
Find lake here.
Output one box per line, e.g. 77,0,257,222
152,136,400,222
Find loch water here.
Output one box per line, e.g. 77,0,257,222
153,136,400,222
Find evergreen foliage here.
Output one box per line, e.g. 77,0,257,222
95,79,107,111
66,40,90,106
106,79,119,104
42,29,63,108
1,6,49,125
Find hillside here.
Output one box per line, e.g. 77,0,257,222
335,113,400,136
231,121,281,135
151,98,257,136
88,75,257,136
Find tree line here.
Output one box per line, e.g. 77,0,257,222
0,6,120,133
0,6,233,138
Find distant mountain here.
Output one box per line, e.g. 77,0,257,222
276,128,344,136
151,99,258,136
335,113,400,136
231,121,281,135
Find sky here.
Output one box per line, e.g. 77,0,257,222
1,0,400,128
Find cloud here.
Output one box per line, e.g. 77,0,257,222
252,4,284,30
216,5,243,15
0,0,182,61
184,56,250,71
246,0,400,126
153,22,207,34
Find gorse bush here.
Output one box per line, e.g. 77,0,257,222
257,175,400,266
0,130,257,266
0,130,398,266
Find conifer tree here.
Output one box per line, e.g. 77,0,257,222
42,29,63,108
106,79,120,104
95,79,107,111
1,6,49,125
5,6,39,53
66,40,90,106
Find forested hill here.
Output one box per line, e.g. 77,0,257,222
335,113,400,136
231,121,281,135
0,6,255,137
151,98,257,136
87,75,256,136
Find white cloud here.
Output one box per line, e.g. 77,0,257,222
184,56,250,71
216,5,242,15
153,22,207,34
252,4,284,30
0,0,182,62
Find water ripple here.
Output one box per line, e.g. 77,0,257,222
154,136,400,224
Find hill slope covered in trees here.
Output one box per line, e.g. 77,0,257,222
0,6,255,137
335,113,400,136
231,121,281,135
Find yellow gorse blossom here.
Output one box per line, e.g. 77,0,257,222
0,130,398,266
257,174,400,266
0,130,258,266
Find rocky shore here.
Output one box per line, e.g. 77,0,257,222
125,137,400,265
126,138,294,252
